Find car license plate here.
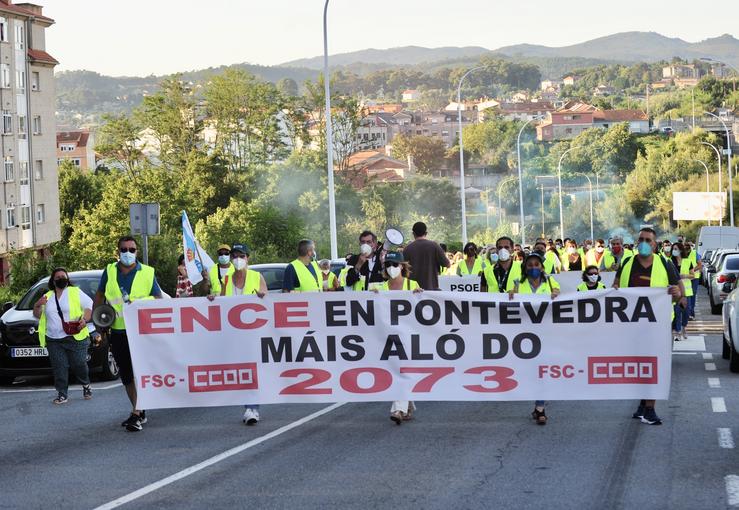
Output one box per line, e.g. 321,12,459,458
10,347,48,357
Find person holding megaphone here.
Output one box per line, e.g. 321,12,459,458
346,230,385,291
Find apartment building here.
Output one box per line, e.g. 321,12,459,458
0,1,59,279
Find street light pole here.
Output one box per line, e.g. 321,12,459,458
457,65,485,245
693,159,711,225
703,141,724,226
705,111,734,226
497,176,517,226
516,117,539,246
557,145,580,240
573,172,594,242
323,0,338,259
540,184,545,237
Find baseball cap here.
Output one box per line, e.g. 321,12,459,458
217,244,231,253
385,251,404,264
231,243,250,255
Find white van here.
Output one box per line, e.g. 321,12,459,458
697,226,739,255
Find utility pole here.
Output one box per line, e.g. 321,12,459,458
540,184,545,238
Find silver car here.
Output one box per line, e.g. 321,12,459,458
250,260,347,294
722,276,739,371
709,252,739,314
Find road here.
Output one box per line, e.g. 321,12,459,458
1,287,737,510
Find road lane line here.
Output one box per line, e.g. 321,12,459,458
709,377,722,389
719,428,735,449
726,475,739,506
702,353,714,360
712,397,728,413
705,363,717,371
93,402,346,510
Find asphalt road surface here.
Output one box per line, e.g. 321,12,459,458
1,287,737,510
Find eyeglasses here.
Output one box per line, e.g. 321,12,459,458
586,273,598,277
119,247,137,253
385,262,400,268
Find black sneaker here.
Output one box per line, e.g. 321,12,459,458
641,407,662,425
121,410,146,426
53,393,68,405
123,413,143,432
632,405,645,419
83,386,92,400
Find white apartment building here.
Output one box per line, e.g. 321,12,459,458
0,1,60,280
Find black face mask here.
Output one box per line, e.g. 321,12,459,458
54,278,69,289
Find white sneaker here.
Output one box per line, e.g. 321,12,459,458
243,407,260,425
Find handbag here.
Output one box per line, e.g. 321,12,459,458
54,292,85,336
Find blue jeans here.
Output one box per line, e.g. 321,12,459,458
688,279,699,317
673,304,688,332
46,336,90,396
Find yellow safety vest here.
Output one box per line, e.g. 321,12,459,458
38,287,90,347
379,278,419,291
338,267,350,287
618,256,669,288
679,258,695,297
687,250,699,279
104,262,156,330
221,269,261,296
544,251,558,274
584,248,607,269
290,260,322,292
321,272,337,291
482,265,501,293
577,281,606,291
458,257,484,276
504,262,524,291
209,263,235,295
515,276,560,295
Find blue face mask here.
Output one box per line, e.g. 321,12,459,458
120,251,137,266
489,253,499,263
528,267,542,280
638,241,653,257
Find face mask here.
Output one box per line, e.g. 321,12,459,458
232,258,246,270
662,246,671,254
672,249,680,257
535,248,545,256
587,274,599,283
120,251,136,266
218,255,230,265
528,267,542,280
566,247,576,254
611,246,621,254
387,266,402,279
54,278,69,289
595,246,604,253
584,244,592,250
360,243,372,256
638,241,653,257
489,253,499,263
322,269,330,275
498,248,510,261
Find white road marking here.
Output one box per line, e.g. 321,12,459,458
719,428,735,449
703,353,714,360
706,363,717,371
0,382,122,393
712,397,728,413
673,336,706,351
709,377,722,389
93,402,346,510
725,475,739,506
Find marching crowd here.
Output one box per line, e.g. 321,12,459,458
32,222,699,432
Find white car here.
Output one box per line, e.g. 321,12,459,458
722,275,739,372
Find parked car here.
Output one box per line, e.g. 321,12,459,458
700,250,714,285
722,275,739,371
0,270,119,385
250,260,347,293
708,252,739,314
697,226,739,256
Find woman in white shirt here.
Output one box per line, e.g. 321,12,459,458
32,268,96,404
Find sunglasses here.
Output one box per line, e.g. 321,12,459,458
218,251,230,256
119,247,137,253
385,262,400,268
586,273,598,277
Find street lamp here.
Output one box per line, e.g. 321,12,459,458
705,111,734,226
557,145,581,240
323,0,338,259
693,158,711,225
516,116,540,246
572,172,594,242
497,176,517,226
456,65,486,245
702,141,724,226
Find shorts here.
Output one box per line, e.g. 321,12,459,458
109,329,135,385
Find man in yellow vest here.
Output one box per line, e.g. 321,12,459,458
94,235,162,432
603,235,633,271
204,244,235,296
613,227,683,426
685,240,701,320
282,239,322,293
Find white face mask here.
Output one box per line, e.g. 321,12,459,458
218,254,230,265
387,266,402,279
595,246,604,253
566,247,576,254
672,249,680,257
498,248,510,261
489,253,499,263
322,269,330,275
232,258,246,270
360,243,372,256
587,274,599,283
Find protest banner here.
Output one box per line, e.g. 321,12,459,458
440,272,616,294
553,271,616,293
439,275,481,292
124,289,672,409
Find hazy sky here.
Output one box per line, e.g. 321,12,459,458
40,0,738,76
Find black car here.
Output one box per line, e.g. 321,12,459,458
0,270,119,384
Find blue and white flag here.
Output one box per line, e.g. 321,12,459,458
181,211,214,285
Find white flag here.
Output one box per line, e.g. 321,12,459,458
181,211,214,286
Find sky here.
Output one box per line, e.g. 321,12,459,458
40,0,739,77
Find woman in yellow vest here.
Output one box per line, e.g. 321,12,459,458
208,243,267,425
318,259,340,291
33,268,96,405
508,253,560,425
373,251,421,424
670,242,695,341
457,242,484,276
577,265,606,291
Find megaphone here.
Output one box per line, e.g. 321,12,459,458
383,228,404,251
92,304,116,329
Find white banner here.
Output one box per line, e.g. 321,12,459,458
124,289,672,409
673,191,726,220
440,272,615,294
439,275,481,292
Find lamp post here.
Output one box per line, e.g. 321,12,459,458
497,176,517,226
557,145,580,240
572,172,594,242
516,117,539,246
703,141,724,226
456,65,485,245
705,111,734,226
323,0,338,259
693,158,711,225
540,184,545,237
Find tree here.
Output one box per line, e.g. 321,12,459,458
95,114,145,176
391,134,448,174
276,78,299,97
461,118,520,172
57,160,104,240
